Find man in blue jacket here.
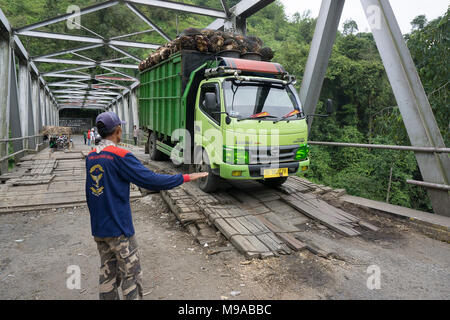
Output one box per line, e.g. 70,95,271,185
86,111,207,300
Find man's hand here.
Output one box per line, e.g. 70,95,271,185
188,172,209,181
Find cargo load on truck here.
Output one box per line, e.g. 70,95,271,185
139,28,275,72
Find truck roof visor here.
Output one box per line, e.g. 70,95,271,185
219,58,286,75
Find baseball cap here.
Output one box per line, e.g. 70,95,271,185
95,112,126,131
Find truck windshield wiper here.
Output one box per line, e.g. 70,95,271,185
273,110,301,123
237,114,278,121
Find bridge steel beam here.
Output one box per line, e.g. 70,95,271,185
108,45,141,63
16,1,120,33
299,0,345,130
16,30,159,50
118,98,125,128
130,88,139,131
33,57,139,70
123,94,131,137
0,32,10,173
207,0,275,33
31,76,42,136
125,2,171,41
360,0,450,216
39,86,47,127
18,60,36,149
126,0,227,18
128,92,135,138
33,44,104,60
8,53,23,154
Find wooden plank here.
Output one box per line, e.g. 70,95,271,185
10,174,55,186
260,211,302,233
212,206,273,257
358,220,380,232
281,194,360,237
204,208,260,259
236,215,287,255
257,215,307,251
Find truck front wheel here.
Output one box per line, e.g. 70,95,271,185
261,177,288,188
195,149,219,193
149,132,164,161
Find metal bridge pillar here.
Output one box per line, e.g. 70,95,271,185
8,50,23,156
17,60,35,149
118,98,125,126
130,89,139,130
55,106,59,126
48,99,52,126
127,93,135,138
299,0,345,130
113,101,117,117
32,78,42,134
27,72,36,150
123,94,130,137
17,61,29,148
39,87,46,128
360,0,450,216
51,102,55,126
0,33,10,173
45,94,50,126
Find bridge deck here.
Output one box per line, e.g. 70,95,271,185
0,136,141,213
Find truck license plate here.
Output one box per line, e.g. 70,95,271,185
263,168,288,178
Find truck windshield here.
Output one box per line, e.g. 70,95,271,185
223,80,302,120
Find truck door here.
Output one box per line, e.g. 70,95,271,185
195,82,222,166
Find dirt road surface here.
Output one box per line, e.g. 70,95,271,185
0,191,449,300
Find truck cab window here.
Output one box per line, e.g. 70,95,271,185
200,83,221,124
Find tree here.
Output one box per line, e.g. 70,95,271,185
343,19,358,35
411,15,427,30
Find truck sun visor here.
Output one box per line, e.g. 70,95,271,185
219,58,286,75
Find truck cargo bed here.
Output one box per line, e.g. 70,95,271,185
138,50,214,140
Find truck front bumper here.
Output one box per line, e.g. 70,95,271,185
218,159,310,180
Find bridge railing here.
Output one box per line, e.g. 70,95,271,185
308,141,450,195
0,135,46,173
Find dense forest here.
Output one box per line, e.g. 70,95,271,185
0,1,448,212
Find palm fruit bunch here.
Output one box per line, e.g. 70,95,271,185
138,28,274,71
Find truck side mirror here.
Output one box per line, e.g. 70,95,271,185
204,92,217,112
326,99,334,115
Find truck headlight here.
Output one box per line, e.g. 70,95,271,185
223,146,249,164
295,144,309,161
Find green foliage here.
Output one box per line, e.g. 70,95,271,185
405,7,450,144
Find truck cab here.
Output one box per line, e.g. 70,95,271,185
192,58,310,192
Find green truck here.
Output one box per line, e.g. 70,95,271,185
138,50,310,192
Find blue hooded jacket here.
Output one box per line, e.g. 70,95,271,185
85,145,188,238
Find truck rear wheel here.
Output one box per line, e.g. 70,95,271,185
149,132,164,161
195,149,219,193
261,177,288,188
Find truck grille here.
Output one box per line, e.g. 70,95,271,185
248,145,298,164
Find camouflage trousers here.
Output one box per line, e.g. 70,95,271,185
94,235,143,300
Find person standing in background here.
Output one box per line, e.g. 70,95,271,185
87,129,91,146
90,128,96,147
84,131,87,145
133,125,139,146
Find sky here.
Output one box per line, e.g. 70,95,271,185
280,0,449,34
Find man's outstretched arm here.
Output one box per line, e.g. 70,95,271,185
119,153,208,191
